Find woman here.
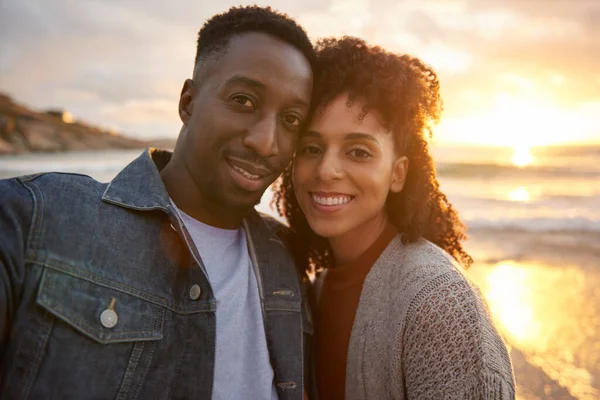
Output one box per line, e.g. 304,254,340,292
273,37,515,399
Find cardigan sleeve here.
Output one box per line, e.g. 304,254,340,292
400,272,516,400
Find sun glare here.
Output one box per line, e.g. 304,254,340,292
436,95,589,148
508,187,530,202
511,145,533,167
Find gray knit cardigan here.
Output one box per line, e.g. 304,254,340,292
315,235,516,399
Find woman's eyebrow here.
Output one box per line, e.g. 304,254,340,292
344,132,379,142
301,131,379,143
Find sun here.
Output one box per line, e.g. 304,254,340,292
436,94,585,149
512,145,533,167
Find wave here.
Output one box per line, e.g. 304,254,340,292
437,162,600,179
466,216,600,234
534,144,600,158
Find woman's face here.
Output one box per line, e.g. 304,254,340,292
293,93,408,240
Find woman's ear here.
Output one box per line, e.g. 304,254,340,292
390,156,409,193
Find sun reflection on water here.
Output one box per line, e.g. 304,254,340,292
469,261,600,399
508,187,530,202
485,263,540,346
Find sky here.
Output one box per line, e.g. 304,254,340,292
1,0,599,147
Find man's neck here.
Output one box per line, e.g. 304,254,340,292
160,160,244,230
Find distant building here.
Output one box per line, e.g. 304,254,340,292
45,109,74,123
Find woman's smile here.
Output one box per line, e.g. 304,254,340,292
309,191,355,212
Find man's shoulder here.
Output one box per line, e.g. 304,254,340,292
1,172,108,216
15,171,101,184
257,212,290,238
14,171,106,196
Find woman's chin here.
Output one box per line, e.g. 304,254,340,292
307,221,343,240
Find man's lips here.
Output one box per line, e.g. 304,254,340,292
225,156,275,192
226,156,273,179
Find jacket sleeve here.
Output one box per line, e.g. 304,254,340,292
0,177,34,355
401,273,516,400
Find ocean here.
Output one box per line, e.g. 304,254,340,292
1,145,599,399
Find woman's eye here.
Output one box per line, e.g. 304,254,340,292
283,114,302,127
231,95,254,109
348,148,371,158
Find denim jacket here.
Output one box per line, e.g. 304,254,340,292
0,149,313,399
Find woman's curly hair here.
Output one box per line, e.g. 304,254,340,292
272,36,473,274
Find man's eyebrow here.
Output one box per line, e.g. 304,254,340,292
302,130,321,138
225,75,266,89
292,98,310,109
225,75,309,108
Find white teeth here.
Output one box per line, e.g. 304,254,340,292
311,194,353,206
233,165,260,180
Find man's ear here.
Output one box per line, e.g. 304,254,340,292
390,156,409,193
178,79,195,124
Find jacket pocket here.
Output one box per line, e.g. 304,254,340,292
18,267,167,399
37,268,165,344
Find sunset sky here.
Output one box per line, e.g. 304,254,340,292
1,0,599,147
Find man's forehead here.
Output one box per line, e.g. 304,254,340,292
208,33,312,93
222,32,307,63
195,32,306,77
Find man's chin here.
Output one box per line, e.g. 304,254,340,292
220,192,264,215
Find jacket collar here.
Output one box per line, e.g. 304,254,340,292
101,148,172,212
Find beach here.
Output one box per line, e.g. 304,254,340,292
1,145,599,399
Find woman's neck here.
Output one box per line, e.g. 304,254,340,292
329,213,390,266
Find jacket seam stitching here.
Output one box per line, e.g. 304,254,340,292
28,259,216,313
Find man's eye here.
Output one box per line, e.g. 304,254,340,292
283,114,302,127
348,148,371,158
231,95,255,109
299,145,321,155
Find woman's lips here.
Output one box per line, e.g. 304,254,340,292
309,191,354,212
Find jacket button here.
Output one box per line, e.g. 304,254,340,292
189,284,202,300
100,309,118,328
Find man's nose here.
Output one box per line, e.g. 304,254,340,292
243,115,278,158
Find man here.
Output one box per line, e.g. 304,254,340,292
0,6,314,399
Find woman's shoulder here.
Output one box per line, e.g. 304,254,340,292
374,235,493,325
385,236,483,308
378,235,465,284
397,236,459,269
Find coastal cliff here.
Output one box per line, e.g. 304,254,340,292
0,93,149,154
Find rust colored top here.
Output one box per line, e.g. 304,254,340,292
315,223,398,400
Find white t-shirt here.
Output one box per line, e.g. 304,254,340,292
173,204,278,400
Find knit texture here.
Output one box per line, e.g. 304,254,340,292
342,235,515,399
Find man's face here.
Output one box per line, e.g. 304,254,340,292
177,32,313,215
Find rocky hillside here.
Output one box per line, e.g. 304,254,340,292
0,93,148,154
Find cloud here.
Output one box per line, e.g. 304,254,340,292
0,0,598,143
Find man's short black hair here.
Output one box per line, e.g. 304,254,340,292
194,6,316,71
